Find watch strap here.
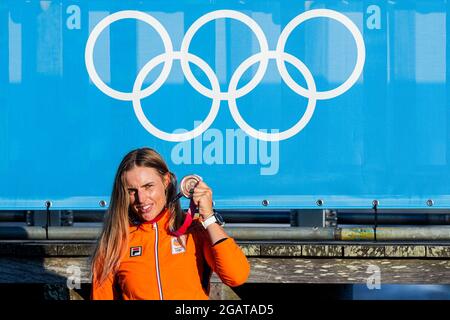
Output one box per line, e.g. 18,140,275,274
201,214,217,229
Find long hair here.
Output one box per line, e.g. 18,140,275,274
91,147,183,285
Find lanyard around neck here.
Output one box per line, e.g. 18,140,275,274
169,198,196,237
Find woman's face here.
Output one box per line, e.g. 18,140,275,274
125,166,169,222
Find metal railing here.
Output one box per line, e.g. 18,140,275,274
1,225,450,241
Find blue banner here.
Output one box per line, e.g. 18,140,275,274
0,0,449,210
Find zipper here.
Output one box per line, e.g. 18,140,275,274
153,222,163,300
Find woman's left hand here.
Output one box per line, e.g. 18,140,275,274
191,180,214,219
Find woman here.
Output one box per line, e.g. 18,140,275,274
91,147,250,300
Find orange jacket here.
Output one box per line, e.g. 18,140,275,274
92,209,250,300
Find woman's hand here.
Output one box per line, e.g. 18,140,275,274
191,180,214,219
192,180,228,244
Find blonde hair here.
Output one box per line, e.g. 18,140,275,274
91,147,183,285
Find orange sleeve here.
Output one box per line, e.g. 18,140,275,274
91,272,120,300
206,238,250,287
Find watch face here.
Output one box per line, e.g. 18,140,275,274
214,211,225,225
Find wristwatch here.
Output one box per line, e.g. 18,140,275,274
201,210,225,229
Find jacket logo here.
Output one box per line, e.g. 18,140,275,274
130,246,142,257
171,237,186,255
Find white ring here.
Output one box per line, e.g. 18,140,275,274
86,9,366,142
180,10,270,100
85,10,174,101
228,51,317,141
132,52,221,142
276,9,365,100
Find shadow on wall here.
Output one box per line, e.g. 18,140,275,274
232,283,354,300
0,242,90,300
352,284,450,300
0,284,90,300
0,283,354,300
232,283,450,300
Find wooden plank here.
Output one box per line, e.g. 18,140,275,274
0,242,58,256
0,257,81,283
246,258,450,284
302,245,342,257
56,243,95,256
427,246,450,258
260,245,302,256
385,246,426,258
0,241,94,257
2,241,450,259
343,245,385,257
0,242,15,255
208,283,240,300
1,257,450,285
239,244,260,256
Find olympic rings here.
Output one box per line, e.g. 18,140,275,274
85,9,365,141
132,52,221,142
228,51,317,141
85,10,174,101
276,9,366,100
180,10,270,101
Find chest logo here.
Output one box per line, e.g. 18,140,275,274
130,246,142,257
171,237,186,255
